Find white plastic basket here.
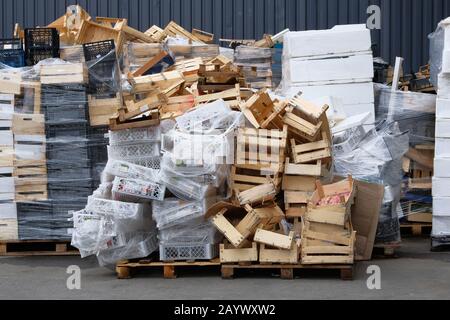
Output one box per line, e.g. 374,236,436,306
159,243,219,261
108,126,161,145
108,142,160,160
112,177,166,202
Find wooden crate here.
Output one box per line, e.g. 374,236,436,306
40,63,88,85
14,177,48,201
75,20,124,51
109,109,160,131
230,165,281,192
235,126,287,174
192,28,214,43
0,72,21,95
144,25,167,42
220,242,258,263
0,219,18,241
0,146,14,167
235,182,277,206
164,21,204,43
301,220,356,265
291,134,331,164
19,81,41,114
0,93,15,113
12,113,45,135
259,243,299,264
284,190,311,218
241,90,288,129
88,94,122,127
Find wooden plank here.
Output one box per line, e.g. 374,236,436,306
306,206,347,226
302,246,352,254
282,175,316,191
254,230,294,250
301,255,353,265
285,160,321,176
132,50,169,77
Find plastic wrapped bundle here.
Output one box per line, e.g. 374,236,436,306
104,159,160,182
96,231,159,267
152,198,207,230
334,121,409,243
112,176,166,202
374,83,435,146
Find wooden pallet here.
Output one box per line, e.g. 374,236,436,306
400,222,432,236
0,240,79,256
373,242,401,257
221,263,354,280
116,258,221,279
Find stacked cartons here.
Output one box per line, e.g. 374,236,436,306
282,24,374,127
431,18,450,247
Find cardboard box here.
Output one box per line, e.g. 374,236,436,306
433,197,450,216
436,98,450,118
435,138,450,157
432,216,450,237
436,119,450,138
434,158,450,178
432,177,450,197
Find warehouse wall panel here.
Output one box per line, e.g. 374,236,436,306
2,0,450,72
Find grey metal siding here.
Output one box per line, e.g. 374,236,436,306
2,0,450,72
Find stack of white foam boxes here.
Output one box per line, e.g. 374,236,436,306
0,94,18,241
433,18,450,247
281,24,375,127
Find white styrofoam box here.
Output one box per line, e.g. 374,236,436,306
435,138,450,157
340,103,375,123
283,24,371,59
432,177,450,197
0,130,13,146
436,98,450,118
0,177,14,193
284,82,374,106
286,54,374,84
433,197,450,216
434,158,450,178
0,202,17,219
436,119,450,138
441,50,450,73
14,143,46,160
432,216,450,236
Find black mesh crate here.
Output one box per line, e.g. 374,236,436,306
45,121,89,139
83,40,115,62
48,179,94,200
47,165,92,180
24,28,59,65
83,40,120,97
41,84,87,106
46,140,90,161
44,104,89,123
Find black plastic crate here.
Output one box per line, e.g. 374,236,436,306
47,166,92,181
46,158,91,170
25,28,59,49
0,38,22,50
45,122,89,139
0,49,25,67
25,48,59,66
46,140,90,161
44,104,89,123
41,84,87,106
83,40,116,62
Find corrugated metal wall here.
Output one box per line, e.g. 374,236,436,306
1,0,450,72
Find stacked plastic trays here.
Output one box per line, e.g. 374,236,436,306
37,63,92,240
155,99,243,261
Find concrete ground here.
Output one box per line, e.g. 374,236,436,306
0,237,449,300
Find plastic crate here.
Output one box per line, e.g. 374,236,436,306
0,38,22,50
126,156,161,170
44,104,88,123
46,140,90,161
47,166,92,180
0,49,25,67
159,243,219,261
108,126,161,145
25,28,59,49
45,122,89,139
108,142,160,160
83,40,115,62
41,84,87,106
112,176,165,202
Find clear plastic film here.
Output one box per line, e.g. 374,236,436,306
374,83,436,145
334,121,409,243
